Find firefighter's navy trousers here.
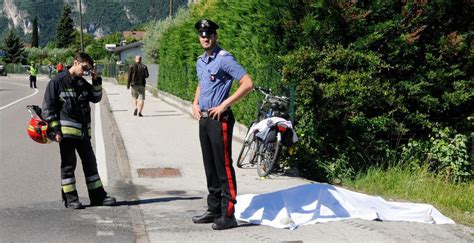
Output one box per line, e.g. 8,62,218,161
59,138,106,203
198,110,237,217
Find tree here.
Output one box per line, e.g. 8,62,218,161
32,17,39,48
55,4,75,48
72,30,93,52
3,30,25,63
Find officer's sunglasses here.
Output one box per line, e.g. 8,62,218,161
198,32,215,38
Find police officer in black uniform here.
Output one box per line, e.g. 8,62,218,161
191,19,254,230
42,52,116,209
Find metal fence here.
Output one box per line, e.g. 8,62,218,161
98,63,121,77
4,64,31,74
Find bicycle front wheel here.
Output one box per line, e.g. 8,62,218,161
237,124,256,168
237,140,253,168
256,139,281,177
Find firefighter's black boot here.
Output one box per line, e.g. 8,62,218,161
90,196,117,206
62,190,83,209
88,187,117,206
99,196,117,206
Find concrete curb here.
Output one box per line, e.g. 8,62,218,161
101,85,149,243
101,92,132,182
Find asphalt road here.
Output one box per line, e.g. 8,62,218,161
0,76,134,242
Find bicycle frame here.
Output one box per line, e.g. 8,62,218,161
236,87,291,177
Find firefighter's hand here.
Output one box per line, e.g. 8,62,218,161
91,68,98,80
192,104,201,120
53,132,63,143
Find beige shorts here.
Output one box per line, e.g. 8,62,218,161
131,86,145,100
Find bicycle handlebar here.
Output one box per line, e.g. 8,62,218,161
254,86,289,102
254,86,271,95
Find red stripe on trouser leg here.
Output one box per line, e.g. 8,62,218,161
221,118,236,216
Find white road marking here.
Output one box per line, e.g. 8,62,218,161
97,219,114,224
96,217,115,236
95,102,108,186
97,231,115,236
0,81,38,111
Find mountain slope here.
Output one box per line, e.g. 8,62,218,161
0,0,189,46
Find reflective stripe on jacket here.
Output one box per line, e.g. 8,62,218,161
30,66,38,76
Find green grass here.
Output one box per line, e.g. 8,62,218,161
116,73,128,85
343,166,474,227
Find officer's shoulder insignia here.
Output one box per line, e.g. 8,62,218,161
218,50,230,56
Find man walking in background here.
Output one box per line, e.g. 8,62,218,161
127,55,149,117
191,19,254,230
47,62,53,79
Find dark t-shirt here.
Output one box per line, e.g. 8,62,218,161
127,63,149,87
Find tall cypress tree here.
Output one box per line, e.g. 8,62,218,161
3,30,25,63
55,4,75,48
32,17,39,48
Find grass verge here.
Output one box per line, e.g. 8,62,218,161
116,73,128,85
343,166,474,227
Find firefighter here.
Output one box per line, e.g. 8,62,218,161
42,52,116,209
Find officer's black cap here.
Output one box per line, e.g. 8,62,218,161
195,19,219,37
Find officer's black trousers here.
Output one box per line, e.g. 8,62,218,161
199,111,237,217
59,138,106,203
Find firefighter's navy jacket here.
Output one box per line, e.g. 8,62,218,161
42,71,102,139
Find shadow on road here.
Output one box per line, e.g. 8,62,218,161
139,114,184,117
94,196,203,207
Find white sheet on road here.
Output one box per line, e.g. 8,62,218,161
235,183,454,229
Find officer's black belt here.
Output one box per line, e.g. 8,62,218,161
200,109,230,119
201,110,211,118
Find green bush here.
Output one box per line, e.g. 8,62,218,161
281,45,397,182
402,127,472,183
24,47,74,65
279,0,473,182
429,127,471,183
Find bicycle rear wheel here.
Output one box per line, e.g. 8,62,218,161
256,138,281,177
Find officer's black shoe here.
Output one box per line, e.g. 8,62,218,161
90,196,117,206
66,200,83,209
133,109,138,116
212,215,238,230
192,211,220,224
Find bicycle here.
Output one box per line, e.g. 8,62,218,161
236,87,294,177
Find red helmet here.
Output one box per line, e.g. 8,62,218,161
26,105,50,144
